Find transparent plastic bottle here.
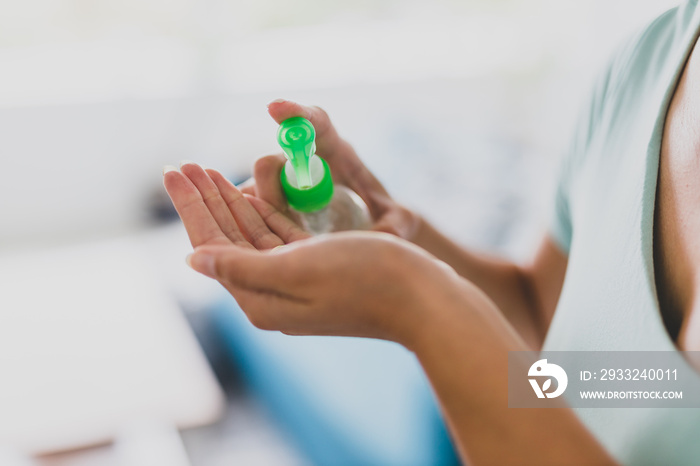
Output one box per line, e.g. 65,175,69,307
277,117,372,235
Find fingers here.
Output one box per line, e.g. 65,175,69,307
246,196,312,243
253,154,288,212
205,168,285,250
179,162,253,248
166,158,306,250
163,166,234,248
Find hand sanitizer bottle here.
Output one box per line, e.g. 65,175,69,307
277,116,372,235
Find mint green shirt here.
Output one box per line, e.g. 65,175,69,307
544,1,700,463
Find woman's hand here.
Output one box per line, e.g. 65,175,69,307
163,161,462,344
187,232,462,344
244,99,421,239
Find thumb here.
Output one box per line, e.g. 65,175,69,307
253,154,288,213
186,245,283,289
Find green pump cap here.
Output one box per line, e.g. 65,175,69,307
278,117,334,212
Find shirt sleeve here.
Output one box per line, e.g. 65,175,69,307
550,172,573,254
548,53,617,256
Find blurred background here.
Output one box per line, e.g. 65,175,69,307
0,0,680,465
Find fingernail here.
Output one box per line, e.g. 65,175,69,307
268,98,286,107
187,250,217,279
163,165,178,175
179,160,196,168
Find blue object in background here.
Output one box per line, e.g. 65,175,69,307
212,296,459,466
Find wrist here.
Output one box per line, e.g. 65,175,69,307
408,213,442,252
402,208,424,243
399,265,525,356
395,261,475,351
372,202,423,241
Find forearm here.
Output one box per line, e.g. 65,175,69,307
405,279,615,466
411,217,544,348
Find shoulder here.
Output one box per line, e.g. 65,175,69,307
564,5,691,173
587,7,682,140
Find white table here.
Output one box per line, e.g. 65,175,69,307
0,234,225,464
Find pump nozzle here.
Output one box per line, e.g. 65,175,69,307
277,116,334,213
277,117,316,189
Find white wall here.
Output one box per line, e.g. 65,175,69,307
0,0,681,254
